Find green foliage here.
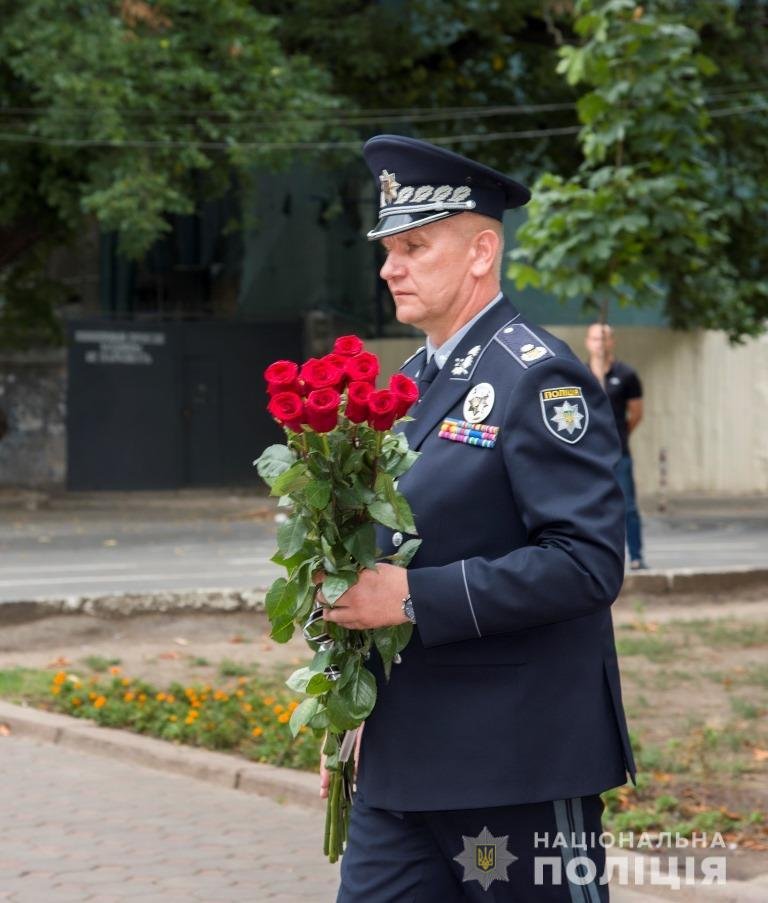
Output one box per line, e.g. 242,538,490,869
0,0,336,256
509,0,768,341
0,244,66,350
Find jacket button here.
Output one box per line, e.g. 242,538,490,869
392,531,403,548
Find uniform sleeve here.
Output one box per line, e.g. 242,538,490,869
624,367,643,400
407,357,626,646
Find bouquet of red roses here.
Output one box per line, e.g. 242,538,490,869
255,335,422,862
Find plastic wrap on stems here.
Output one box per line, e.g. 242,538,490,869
323,731,355,863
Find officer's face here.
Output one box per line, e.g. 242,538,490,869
379,218,476,340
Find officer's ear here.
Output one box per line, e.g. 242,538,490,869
469,228,501,278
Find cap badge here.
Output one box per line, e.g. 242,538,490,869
379,169,401,204
463,383,495,423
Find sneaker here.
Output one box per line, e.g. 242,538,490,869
629,559,649,571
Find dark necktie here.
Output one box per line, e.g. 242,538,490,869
417,354,440,398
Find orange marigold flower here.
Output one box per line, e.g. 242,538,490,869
53,671,67,685
273,704,284,715
277,712,290,724
51,686,61,695
89,692,98,701
123,692,135,702
214,690,229,702
235,689,245,698
287,700,299,712
263,696,275,706
94,696,107,709
156,692,166,702
238,676,248,685
71,697,82,707
166,694,176,704
121,678,131,686
242,702,253,713
138,693,147,703
251,726,263,737
109,666,121,675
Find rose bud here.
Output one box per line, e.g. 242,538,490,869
264,360,300,396
300,357,345,392
345,381,373,423
267,391,305,432
367,389,398,431
389,373,420,418
305,387,341,433
321,353,350,388
332,335,365,357
345,351,379,385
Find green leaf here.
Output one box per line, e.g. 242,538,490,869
306,673,334,695
264,578,288,618
366,499,399,530
322,571,358,606
254,445,295,487
270,462,311,496
304,480,332,509
342,524,377,569
285,666,313,693
391,538,422,567
289,697,321,738
392,494,417,533
270,618,295,644
277,516,309,558
326,689,363,731
339,664,377,721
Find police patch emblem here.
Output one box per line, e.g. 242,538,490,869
540,386,589,444
463,383,495,423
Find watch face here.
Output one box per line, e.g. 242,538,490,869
404,597,416,623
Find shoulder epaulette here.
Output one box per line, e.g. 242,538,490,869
493,321,555,369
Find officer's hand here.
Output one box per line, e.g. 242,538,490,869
321,563,410,629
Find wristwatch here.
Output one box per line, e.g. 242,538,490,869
402,593,416,624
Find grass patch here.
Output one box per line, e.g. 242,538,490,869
81,655,122,673
218,659,257,678
0,666,319,772
615,632,677,662
670,619,768,648
0,667,53,702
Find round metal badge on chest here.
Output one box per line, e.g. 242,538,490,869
463,383,495,423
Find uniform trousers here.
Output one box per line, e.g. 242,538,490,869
337,791,609,902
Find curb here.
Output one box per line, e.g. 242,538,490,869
0,699,322,811
0,588,267,625
623,567,768,596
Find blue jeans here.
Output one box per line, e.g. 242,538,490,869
615,453,643,562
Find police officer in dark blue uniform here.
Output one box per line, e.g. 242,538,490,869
322,135,636,901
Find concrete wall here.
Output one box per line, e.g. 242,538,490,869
0,350,67,487
369,327,768,497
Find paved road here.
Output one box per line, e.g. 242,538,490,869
0,494,766,602
0,734,340,902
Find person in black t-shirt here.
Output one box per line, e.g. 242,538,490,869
585,322,648,569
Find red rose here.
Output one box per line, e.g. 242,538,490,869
264,360,300,396
321,353,350,388
267,391,305,432
367,389,398,431
300,357,345,393
305,388,341,433
389,373,420,418
345,381,373,423
333,335,364,357
345,351,379,385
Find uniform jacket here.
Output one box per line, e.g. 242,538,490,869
357,297,636,812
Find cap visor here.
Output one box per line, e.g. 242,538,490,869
366,210,455,241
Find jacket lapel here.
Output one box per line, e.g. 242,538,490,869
404,298,520,451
